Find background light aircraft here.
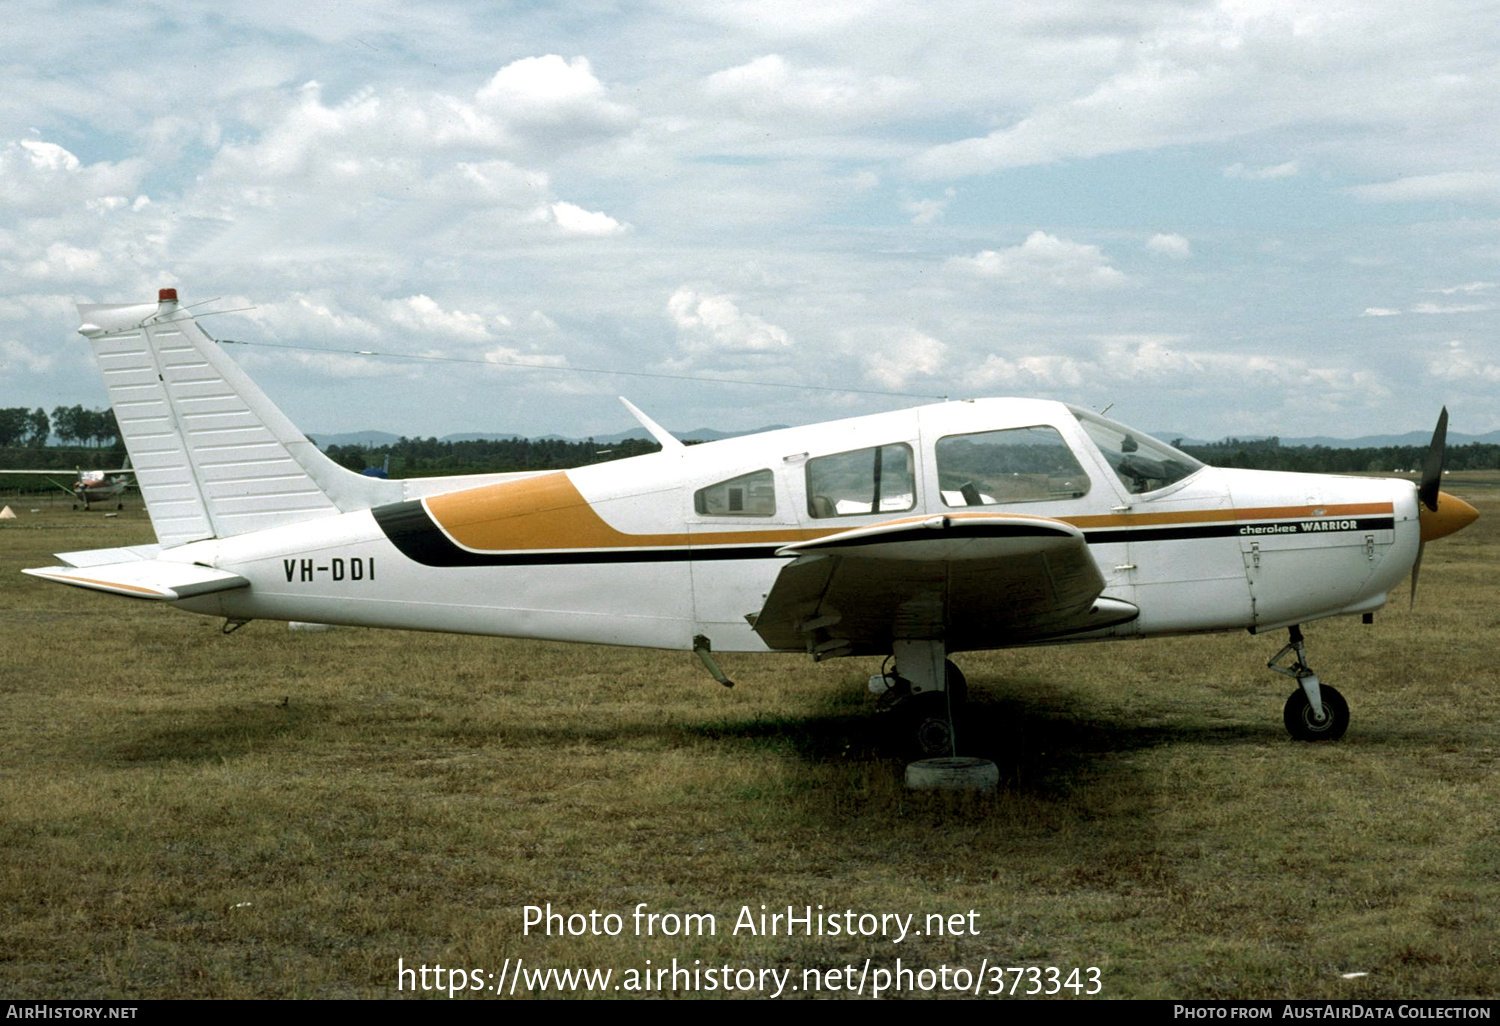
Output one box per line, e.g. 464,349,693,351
0,464,135,509
23,290,1478,756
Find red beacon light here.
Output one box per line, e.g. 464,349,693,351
158,288,178,303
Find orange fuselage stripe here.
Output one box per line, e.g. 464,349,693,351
423,473,1399,554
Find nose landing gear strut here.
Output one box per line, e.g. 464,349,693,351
1270,625,1350,741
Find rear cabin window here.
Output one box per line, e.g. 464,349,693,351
935,426,1091,506
694,469,776,516
806,443,916,518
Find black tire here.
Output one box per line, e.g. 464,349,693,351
906,691,957,758
1284,684,1349,741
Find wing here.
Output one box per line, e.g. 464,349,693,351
0,471,80,499
750,514,1138,658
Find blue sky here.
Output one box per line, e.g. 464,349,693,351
2,1,1497,441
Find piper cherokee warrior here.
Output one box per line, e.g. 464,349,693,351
24,290,1478,756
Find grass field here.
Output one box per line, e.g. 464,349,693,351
1,485,1496,1000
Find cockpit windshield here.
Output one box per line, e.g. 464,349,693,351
1069,407,1203,495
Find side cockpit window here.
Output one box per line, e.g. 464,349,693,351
806,443,916,518
694,469,776,516
936,426,1090,506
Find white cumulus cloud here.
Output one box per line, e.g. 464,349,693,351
948,232,1126,289
19,139,80,172
903,189,954,225
965,336,1392,411
1224,161,1300,180
1428,340,1500,382
667,286,792,354
1350,171,1500,204
475,55,637,144
1430,281,1496,295
0,140,143,213
18,242,107,284
1411,301,1493,314
1146,233,1192,258
704,54,912,119
0,337,53,375
858,329,946,389
550,201,629,236
384,295,495,342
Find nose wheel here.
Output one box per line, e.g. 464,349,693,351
1270,625,1350,741
1283,684,1349,741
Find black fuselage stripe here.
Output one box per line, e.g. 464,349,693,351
372,500,1396,567
1081,517,1395,545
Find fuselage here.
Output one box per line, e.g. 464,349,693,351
166,398,1422,654
73,474,129,506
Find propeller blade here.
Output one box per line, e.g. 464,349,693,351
1411,407,1481,604
1418,407,1448,513
1412,406,1447,604
1410,538,1424,607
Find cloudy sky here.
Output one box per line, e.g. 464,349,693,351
3,1,1498,441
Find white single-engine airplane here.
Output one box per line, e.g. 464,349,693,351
24,290,1479,755
1,465,135,509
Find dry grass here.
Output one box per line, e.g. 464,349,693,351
1,491,1497,999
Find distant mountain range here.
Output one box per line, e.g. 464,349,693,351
310,425,1500,450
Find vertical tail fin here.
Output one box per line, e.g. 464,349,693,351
77,290,402,548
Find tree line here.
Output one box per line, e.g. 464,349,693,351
324,434,1500,477
5,406,1498,477
0,406,121,448
1174,437,1500,474
322,436,664,476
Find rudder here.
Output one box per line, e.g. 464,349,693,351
77,289,401,548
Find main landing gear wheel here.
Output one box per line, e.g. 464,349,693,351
907,691,956,758
879,645,969,758
906,662,969,758
1283,684,1349,741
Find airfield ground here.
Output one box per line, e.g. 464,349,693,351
1,477,1496,999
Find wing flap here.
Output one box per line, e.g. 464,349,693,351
22,559,248,601
753,514,1136,654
